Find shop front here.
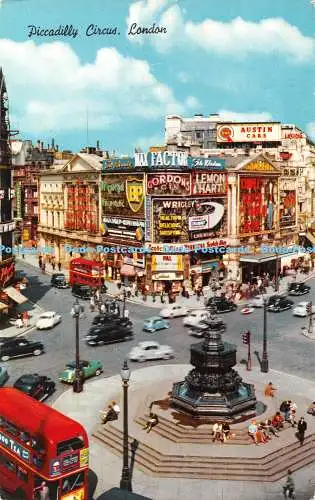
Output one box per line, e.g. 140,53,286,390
239,254,278,283
151,254,184,293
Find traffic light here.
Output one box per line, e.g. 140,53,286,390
307,302,313,316
242,331,250,345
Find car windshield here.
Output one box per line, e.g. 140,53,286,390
190,314,197,317
15,382,33,392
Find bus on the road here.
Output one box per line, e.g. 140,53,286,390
0,388,89,499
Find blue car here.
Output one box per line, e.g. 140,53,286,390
143,316,170,333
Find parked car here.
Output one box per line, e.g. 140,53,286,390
288,282,311,296
183,310,210,327
0,365,9,386
129,341,174,362
71,284,92,299
267,297,294,312
84,324,133,346
51,273,69,289
14,374,55,401
59,360,103,383
36,311,62,330
0,339,44,362
160,305,188,318
249,294,284,308
92,314,132,329
205,297,237,313
292,301,315,317
143,316,169,333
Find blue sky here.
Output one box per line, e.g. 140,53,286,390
0,0,314,154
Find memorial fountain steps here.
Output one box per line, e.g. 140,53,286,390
93,424,315,481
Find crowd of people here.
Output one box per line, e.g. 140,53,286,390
212,422,233,443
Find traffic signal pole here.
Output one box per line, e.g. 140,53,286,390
308,301,313,334
242,331,252,371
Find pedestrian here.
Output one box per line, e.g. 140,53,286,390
38,257,42,269
42,262,46,274
58,262,62,271
52,261,56,271
283,470,295,498
100,404,118,424
196,289,200,302
264,381,276,398
160,290,165,304
152,291,156,303
297,416,307,445
124,309,129,319
212,422,223,443
90,296,95,313
280,400,291,421
15,316,23,329
39,481,50,500
100,302,106,314
142,412,159,433
112,400,120,416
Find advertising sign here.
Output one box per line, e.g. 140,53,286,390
217,123,281,143
147,173,191,196
279,179,296,228
61,489,84,500
151,254,183,272
192,172,227,195
102,216,145,241
0,430,30,463
102,157,135,170
50,458,62,477
152,197,227,243
187,157,225,170
79,447,89,467
144,196,152,241
61,451,80,472
101,174,144,218
15,182,22,219
239,176,278,234
135,151,188,167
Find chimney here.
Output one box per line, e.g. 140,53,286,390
96,140,100,150
51,138,55,149
56,145,59,152
40,142,44,150
37,140,40,149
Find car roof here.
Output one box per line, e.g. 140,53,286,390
145,316,163,321
138,341,160,348
17,373,41,383
296,301,309,306
40,311,55,316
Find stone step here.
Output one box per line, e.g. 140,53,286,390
93,425,315,481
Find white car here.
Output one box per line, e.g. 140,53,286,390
128,341,174,362
292,302,315,317
36,311,62,330
160,305,188,318
183,310,210,327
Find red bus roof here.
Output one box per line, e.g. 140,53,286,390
70,258,103,268
0,388,88,445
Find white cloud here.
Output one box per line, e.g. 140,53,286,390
135,134,165,150
217,109,273,122
1,39,195,133
185,96,201,109
127,1,314,62
307,122,315,140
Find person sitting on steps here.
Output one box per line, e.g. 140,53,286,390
142,412,159,433
100,404,119,425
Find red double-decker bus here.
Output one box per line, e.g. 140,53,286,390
0,388,89,499
69,258,104,289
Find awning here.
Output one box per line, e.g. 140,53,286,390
4,286,28,304
0,302,8,311
119,264,136,277
306,232,315,246
239,253,278,264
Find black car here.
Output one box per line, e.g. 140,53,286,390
288,282,311,296
92,314,133,329
205,297,237,313
267,296,294,312
14,373,55,401
51,273,69,289
189,323,208,338
71,284,92,299
0,339,44,362
84,324,133,346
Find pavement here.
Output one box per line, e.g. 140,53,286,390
15,253,315,309
53,363,315,500
0,299,43,339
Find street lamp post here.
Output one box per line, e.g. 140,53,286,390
71,299,84,393
122,288,126,318
120,360,132,492
261,296,269,373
